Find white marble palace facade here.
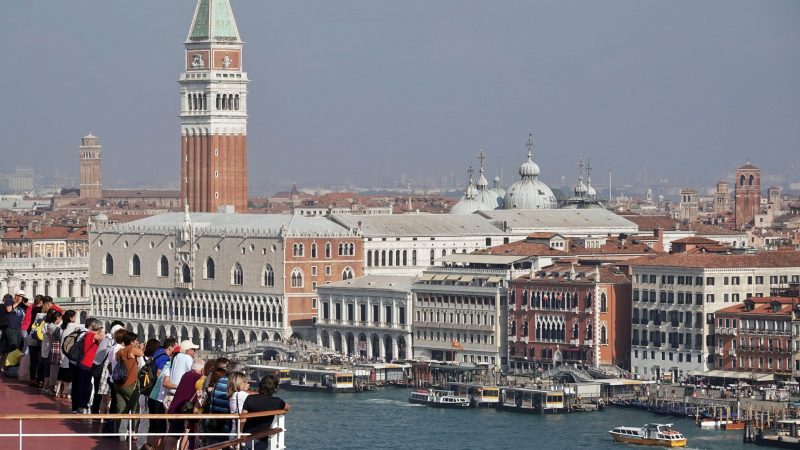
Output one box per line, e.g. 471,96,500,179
316,275,415,361
89,212,355,351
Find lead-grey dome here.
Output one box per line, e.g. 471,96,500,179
504,150,557,210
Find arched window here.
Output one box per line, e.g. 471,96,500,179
325,242,331,258
412,250,417,266
367,250,373,267
522,320,529,336
338,243,344,256
388,250,394,267
264,265,275,287
231,263,243,286
381,250,387,267
291,268,303,287
234,94,240,110
572,323,579,339
740,175,745,186
311,242,317,258
601,325,607,344
205,257,215,279
600,292,607,312
130,254,141,276
749,174,754,186
429,249,435,265
510,320,517,336
182,264,191,283
104,253,114,275
342,267,354,280
298,244,304,256
187,93,192,111
216,94,221,110
402,250,407,266
586,324,593,340
159,255,169,277
349,243,355,255
395,250,400,266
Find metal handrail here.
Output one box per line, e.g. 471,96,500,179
0,409,288,450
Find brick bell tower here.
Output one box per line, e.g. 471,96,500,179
180,0,249,212
79,132,102,199
735,162,760,229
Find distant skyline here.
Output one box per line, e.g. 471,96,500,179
1,1,798,194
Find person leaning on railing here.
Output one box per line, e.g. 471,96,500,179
164,358,205,450
241,374,291,450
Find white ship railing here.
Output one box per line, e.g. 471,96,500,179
0,410,287,450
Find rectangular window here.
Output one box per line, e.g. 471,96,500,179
706,294,714,303
732,276,740,285
747,276,753,285
399,306,406,325
311,266,318,276
724,276,729,285
696,276,703,286
756,276,764,284
325,266,332,276
706,277,715,286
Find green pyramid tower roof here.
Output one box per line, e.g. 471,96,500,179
188,0,241,42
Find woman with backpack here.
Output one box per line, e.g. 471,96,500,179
114,331,144,413
55,310,77,399
40,309,62,395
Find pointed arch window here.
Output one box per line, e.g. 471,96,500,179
182,264,192,283
600,325,607,345
264,265,275,287
311,242,318,258
600,292,607,312
291,268,304,288
572,323,579,339
205,257,215,279
325,242,331,258
232,263,243,286
104,253,114,275
130,254,141,276
342,267,354,280
159,255,169,277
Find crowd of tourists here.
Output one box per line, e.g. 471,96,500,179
0,290,289,450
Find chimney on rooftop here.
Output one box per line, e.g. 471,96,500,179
653,227,664,253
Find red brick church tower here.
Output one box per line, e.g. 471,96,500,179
180,0,249,212
735,162,760,229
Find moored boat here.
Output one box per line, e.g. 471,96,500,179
408,389,470,408
608,423,687,447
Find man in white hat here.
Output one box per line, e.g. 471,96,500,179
166,340,200,392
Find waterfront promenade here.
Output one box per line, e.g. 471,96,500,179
0,377,126,450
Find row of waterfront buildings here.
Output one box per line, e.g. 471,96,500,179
0,206,791,384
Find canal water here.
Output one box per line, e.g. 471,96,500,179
281,388,752,450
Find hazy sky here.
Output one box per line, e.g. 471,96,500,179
1,1,798,193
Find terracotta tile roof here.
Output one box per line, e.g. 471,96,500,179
671,236,721,245
478,236,659,257
512,263,631,285
716,297,797,316
528,232,561,239
629,250,800,269
622,215,678,231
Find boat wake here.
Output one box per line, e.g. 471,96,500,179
364,398,421,407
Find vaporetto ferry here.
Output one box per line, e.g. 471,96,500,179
445,382,501,408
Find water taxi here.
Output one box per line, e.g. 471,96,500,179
408,389,470,408
608,423,687,447
444,382,501,408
